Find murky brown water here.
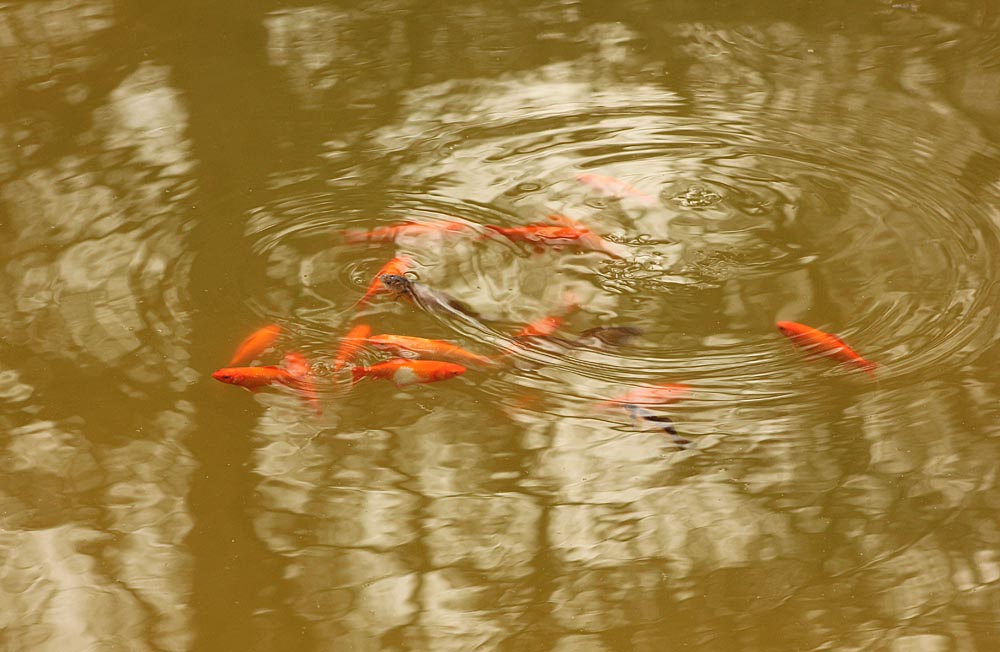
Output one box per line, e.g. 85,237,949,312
2,1,1000,650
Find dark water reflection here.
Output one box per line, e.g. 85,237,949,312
2,1,1000,651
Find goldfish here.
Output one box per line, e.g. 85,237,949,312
368,334,494,366
342,221,471,244
212,365,296,391
213,354,322,415
485,223,592,244
776,321,877,377
596,383,691,408
282,352,322,415
514,314,565,339
333,323,372,372
351,358,466,387
576,173,656,205
484,220,627,258
378,274,486,323
228,324,281,366
355,256,412,308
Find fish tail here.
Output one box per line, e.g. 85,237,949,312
352,292,376,310
859,359,878,378
350,366,367,386
341,230,368,244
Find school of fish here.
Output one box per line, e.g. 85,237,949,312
212,172,879,446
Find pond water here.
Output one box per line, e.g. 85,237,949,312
1,1,999,651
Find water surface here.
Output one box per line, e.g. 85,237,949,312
1,1,1000,651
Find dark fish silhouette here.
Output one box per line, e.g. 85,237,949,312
379,274,485,322
575,326,643,347
622,403,691,447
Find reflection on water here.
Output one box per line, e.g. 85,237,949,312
2,1,1000,651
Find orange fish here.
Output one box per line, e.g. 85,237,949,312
776,321,877,377
354,256,412,308
514,315,565,339
212,365,296,391
545,215,629,258
351,359,466,387
576,173,655,205
485,220,626,258
283,352,322,415
333,323,372,372
342,221,471,244
596,383,691,408
228,324,281,366
485,223,593,245
368,334,494,366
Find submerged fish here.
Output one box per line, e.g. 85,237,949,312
283,352,322,415
575,325,643,347
596,383,691,408
485,223,591,244
483,220,626,258
776,321,877,377
576,172,656,205
351,358,466,387
355,256,412,308
513,314,565,339
333,323,372,372
378,274,485,322
622,404,691,447
212,365,296,391
228,324,281,366
342,221,471,244
212,357,322,415
368,334,494,366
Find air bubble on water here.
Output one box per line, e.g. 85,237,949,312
671,185,723,207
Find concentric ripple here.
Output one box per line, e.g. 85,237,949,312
236,61,1000,418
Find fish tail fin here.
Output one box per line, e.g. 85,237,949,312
350,366,367,387
860,360,878,378
341,230,370,244
352,293,376,310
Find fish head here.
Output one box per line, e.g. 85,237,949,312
776,321,802,337
212,368,238,384
379,274,411,295
434,363,466,381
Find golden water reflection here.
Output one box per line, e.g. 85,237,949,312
1,1,999,651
